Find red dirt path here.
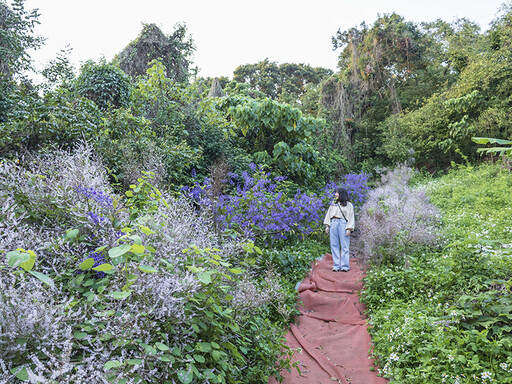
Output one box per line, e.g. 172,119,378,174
269,253,388,384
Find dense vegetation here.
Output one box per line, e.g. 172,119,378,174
0,0,511,383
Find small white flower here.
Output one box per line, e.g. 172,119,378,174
389,353,399,361
481,371,492,379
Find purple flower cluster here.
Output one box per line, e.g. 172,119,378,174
74,186,113,209
323,172,372,212
78,251,107,278
87,211,107,225
184,164,371,242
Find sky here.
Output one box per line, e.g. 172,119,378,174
23,0,508,79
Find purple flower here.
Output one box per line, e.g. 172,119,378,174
75,186,113,209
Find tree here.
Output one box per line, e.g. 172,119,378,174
74,60,132,110
233,59,332,102
0,0,43,121
114,23,195,83
216,95,326,184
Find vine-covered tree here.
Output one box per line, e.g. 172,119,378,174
113,23,195,83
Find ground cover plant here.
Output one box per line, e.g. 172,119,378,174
360,163,512,383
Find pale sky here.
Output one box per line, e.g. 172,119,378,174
23,0,507,79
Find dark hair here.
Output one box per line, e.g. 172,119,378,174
336,188,349,206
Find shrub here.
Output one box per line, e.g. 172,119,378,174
0,143,295,383
358,165,441,265
183,165,371,247
74,60,132,110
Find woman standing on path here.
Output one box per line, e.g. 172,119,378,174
323,188,355,272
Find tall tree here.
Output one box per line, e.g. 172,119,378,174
114,23,195,83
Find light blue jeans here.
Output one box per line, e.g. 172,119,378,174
330,218,350,270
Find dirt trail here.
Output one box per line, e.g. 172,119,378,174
269,253,387,384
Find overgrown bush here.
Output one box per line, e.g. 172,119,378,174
74,60,132,110
183,165,371,247
358,165,441,265
0,144,295,383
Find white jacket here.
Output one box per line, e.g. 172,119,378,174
323,201,355,232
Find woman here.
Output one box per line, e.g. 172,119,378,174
323,188,355,272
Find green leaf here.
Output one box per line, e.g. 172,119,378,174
74,331,87,340
104,360,123,370
18,250,36,272
108,244,131,259
92,263,113,272
177,370,193,384
126,359,143,366
66,228,79,239
197,272,212,284
6,251,30,268
228,268,242,274
131,244,145,254
156,342,169,351
11,367,28,381
28,271,54,288
196,342,211,352
110,291,132,299
193,354,205,363
211,350,222,361
139,226,155,235
138,265,157,273
79,258,95,270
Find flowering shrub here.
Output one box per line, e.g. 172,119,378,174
0,144,295,383
358,165,441,265
183,165,371,246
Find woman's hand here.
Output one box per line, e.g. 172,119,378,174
325,226,330,234
346,229,351,237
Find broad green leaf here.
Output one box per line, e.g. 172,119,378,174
197,272,212,284
131,244,145,254
228,268,242,274
79,258,95,270
11,367,28,381
18,250,36,272
196,342,211,352
130,235,142,245
193,354,205,363
138,265,157,273
211,350,221,361
104,360,123,370
6,251,30,268
111,291,132,299
472,136,512,145
177,370,193,384
155,342,169,351
126,359,142,366
108,244,131,259
28,271,54,288
73,331,87,340
139,226,155,235
66,228,79,239
92,263,113,272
